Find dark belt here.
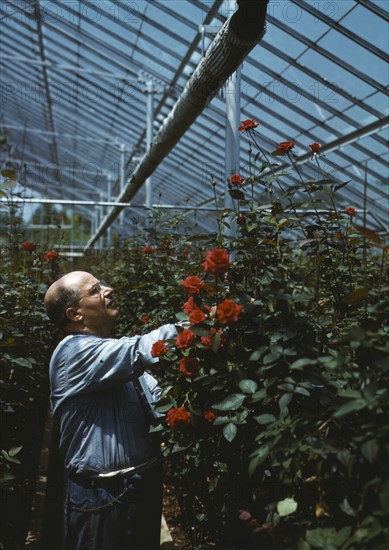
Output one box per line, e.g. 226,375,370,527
67,457,161,486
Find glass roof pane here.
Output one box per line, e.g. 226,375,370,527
363,92,389,115
298,49,377,98
318,32,388,87
281,66,353,113
263,24,308,58
1,0,387,234
342,4,389,51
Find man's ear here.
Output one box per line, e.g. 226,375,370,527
65,307,82,323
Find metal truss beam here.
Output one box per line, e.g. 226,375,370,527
85,1,268,249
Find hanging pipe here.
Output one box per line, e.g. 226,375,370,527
85,0,269,250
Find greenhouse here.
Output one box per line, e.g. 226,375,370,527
0,0,388,549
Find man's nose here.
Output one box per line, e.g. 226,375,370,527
102,284,113,295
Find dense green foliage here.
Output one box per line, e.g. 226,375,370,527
1,132,388,549
100,138,388,549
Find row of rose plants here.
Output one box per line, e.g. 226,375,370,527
1,121,388,549
99,123,388,549
0,213,76,549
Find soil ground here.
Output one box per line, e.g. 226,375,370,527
163,483,193,549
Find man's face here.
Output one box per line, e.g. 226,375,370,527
71,272,119,336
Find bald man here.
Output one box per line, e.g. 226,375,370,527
45,271,178,550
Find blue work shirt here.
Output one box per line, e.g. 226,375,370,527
49,324,177,476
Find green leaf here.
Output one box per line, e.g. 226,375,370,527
8,446,22,457
297,539,311,550
190,324,212,336
239,379,258,394
175,312,189,321
232,409,249,424
277,497,298,517
295,387,310,396
10,357,33,368
228,189,245,200
338,389,362,399
279,393,293,410
211,330,221,353
155,403,175,413
251,388,267,402
361,439,378,463
342,288,369,304
379,480,389,513
254,413,277,424
2,452,21,464
149,424,164,433
213,415,229,426
263,351,280,365
290,358,317,370
213,393,246,411
306,528,336,547
248,444,271,476
339,498,356,516
334,526,352,545
223,422,237,442
333,399,367,418
0,471,15,482
278,383,295,392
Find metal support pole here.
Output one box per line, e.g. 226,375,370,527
107,175,112,250
95,200,101,249
69,208,74,252
225,67,241,202
119,144,126,227
224,0,241,237
90,213,95,244
145,80,155,209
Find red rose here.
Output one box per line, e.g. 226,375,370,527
236,215,247,226
239,119,259,133
20,241,36,252
150,340,169,357
201,328,216,349
276,141,295,154
229,174,245,186
179,356,200,377
176,329,196,350
166,406,192,431
183,297,198,314
140,314,149,324
201,328,226,349
189,308,207,325
44,250,59,261
345,207,356,216
239,509,252,521
203,410,218,422
143,246,155,253
217,299,244,325
309,142,321,153
202,249,231,275
181,276,206,296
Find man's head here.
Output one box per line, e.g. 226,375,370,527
44,271,118,337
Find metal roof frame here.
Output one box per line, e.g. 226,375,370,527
1,0,388,247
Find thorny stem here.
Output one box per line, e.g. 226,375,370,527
288,151,348,304
287,151,323,226
212,178,223,246
248,131,307,236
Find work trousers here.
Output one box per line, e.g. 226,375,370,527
62,465,163,550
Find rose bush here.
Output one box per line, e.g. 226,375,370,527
1,126,387,550
100,126,388,549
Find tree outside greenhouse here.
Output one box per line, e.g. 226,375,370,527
1,123,388,549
